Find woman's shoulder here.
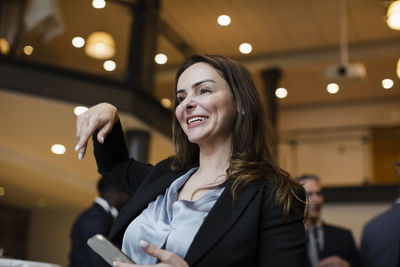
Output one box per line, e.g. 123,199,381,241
252,173,306,215
249,172,303,194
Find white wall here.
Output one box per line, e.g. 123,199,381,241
278,98,400,185
27,207,82,266
323,202,392,246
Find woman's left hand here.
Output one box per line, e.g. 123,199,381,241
113,240,189,267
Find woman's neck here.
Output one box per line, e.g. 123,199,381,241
196,137,232,182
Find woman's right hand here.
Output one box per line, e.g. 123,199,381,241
75,102,119,160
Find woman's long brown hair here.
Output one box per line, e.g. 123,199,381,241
171,54,302,215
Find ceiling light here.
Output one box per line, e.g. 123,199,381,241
217,15,231,26
103,60,116,71
0,38,10,54
92,0,106,9
0,187,5,196
382,79,394,89
397,58,400,79
51,144,66,155
85,31,115,59
239,43,252,54
72,37,85,48
275,88,288,99
23,45,33,55
327,83,339,94
386,0,400,30
160,98,172,108
74,106,88,116
154,53,168,64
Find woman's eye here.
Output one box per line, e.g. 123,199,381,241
177,96,185,103
200,88,211,94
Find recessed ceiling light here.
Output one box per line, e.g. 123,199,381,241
160,98,172,108
23,45,33,55
51,144,66,155
0,187,5,196
103,60,116,71
92,0,106,9
154,53,168,64
74,106,88,116
0,38,10,54
275,88,288,99
217,15,231,26
386,0,400,30
327,83,339,94
72,37,85,48
397,58,400,79
239,43,252,54
382,79,394,89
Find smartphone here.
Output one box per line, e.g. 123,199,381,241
87,234,135,265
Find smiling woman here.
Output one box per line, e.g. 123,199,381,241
75,54,306,267
174,63,237,151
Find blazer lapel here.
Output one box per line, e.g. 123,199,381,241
184,183,259,265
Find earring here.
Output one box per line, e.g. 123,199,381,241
241,108,245,115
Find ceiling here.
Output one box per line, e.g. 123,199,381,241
1,0,400,211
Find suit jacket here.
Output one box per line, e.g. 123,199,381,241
361,203,400,267
305,223,362,267
69,202,113,267
94,121,306,266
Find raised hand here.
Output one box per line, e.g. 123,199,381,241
75,102,118,160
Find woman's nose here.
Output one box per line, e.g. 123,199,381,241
183,97,196,110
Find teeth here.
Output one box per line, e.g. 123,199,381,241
188,116,206,124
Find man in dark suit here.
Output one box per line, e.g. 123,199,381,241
296,175,363,267
360,161,400,267
69,177,130,267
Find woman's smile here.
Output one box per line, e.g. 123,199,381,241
186,115,209,129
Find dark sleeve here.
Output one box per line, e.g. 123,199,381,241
70,209,113,267
258,184,307,266
93,120,154,196
343,230,363,267
82,217,112,267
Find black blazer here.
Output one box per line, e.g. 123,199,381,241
305,223,362,267
94,121,306,266
69,203,113,267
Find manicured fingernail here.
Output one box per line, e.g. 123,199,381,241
112,261,117,267
75,144,80,151
100,136,104,143
78,152,83,160
139,240,149,248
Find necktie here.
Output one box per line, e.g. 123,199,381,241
312,227,322,259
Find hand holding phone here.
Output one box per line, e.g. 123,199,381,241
87,234,135,265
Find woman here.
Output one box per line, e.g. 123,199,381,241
75,55,306,267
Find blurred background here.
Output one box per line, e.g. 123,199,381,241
0,0,399,265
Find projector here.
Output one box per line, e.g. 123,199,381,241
325,63,367,81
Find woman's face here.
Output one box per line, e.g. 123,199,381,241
175,62,237,147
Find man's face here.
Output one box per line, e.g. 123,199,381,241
301,179,324,222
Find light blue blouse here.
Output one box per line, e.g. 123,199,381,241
122,167,225,264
